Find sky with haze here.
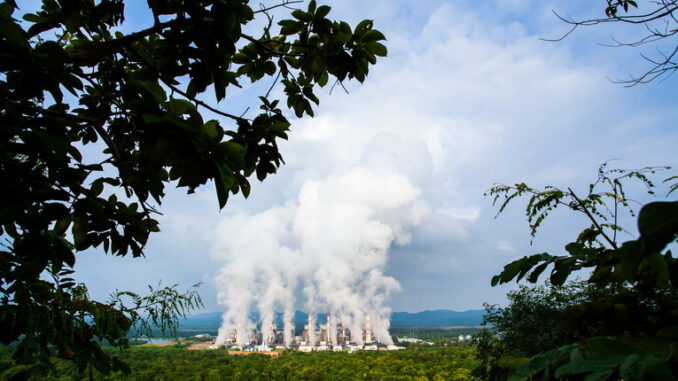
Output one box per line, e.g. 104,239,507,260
30,0,676,314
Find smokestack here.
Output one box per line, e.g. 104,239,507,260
305,312,316,346
365,312,372,344
325,312,331,343
267,325,275,345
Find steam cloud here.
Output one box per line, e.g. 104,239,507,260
211,168,427,346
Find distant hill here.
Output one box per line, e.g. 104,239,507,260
391,310,484,327
178,309,484,332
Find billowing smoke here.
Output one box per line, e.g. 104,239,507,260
212,168,427,346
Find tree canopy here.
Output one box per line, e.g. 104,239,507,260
474,281,615,380
0,0,387,375
486,164,677,380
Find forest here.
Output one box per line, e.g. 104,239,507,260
0,346,478,381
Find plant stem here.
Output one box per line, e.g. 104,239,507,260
568,188,618,249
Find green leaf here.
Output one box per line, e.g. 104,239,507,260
279,20,300,35
512,348,561,378
337,21,352,43
497,259,524,284
232,52,249,64
354,19,373,37
53,215,72,236
639,253,670,287
292,10,312,22
91,180,104,196
293,100,305,118
129,79,166,103
142,114,167,124
0,3,15,18
213,160,235,209
315,5,331,19
585,337,635,357
0,18,28,47
22,13,46,23
264,61,277,76
582,370,613,381
550,262,572,286
240,178,251,198
637,201,678,254
317,71,329,87
220,141,246,168
565,242,586,258
527,262,549,283
365,42,387,57
203,120,222,140
554,358,622,377
167,98,195,116
72,217,88,250
619,353,674,381
362,29,385,43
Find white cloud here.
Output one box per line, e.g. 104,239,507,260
75,0,677,313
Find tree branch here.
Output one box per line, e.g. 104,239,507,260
568,187,618,249
67,18,188,62
253,0,304,14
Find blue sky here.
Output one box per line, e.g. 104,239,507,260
48,0,677,314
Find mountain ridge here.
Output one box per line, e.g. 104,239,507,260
179,309,485,330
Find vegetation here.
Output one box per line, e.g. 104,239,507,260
0,0,386,376
473,281,621,380
0,346,479,381
391,327,481,345
485,164,677,380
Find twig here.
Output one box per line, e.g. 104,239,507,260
240,34,304,57
163,80,245,121
264,70,282,99
67,17,189,62
253,0,304,14
125,46,246,121
568,188,618,249
329,79,349,95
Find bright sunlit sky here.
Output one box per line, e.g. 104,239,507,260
24,0,676,313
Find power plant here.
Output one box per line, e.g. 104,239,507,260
211,171,424,354
216,311,399,352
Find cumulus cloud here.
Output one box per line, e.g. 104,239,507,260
75,1,676,314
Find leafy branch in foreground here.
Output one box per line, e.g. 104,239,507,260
0,0,387,376
486,163,671,286
109,283,203,338
487,163,668,243
486,163,677,380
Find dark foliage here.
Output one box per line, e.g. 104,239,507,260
486,164,677,380
473,282,624,380
0,0,386,376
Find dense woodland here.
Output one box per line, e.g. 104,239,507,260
0,346,479,381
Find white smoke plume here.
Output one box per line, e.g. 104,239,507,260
212,168,428,346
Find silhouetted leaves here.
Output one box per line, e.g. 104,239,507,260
486,164,677,380
0,0,386,376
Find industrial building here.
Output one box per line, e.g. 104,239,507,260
217,312,402,351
